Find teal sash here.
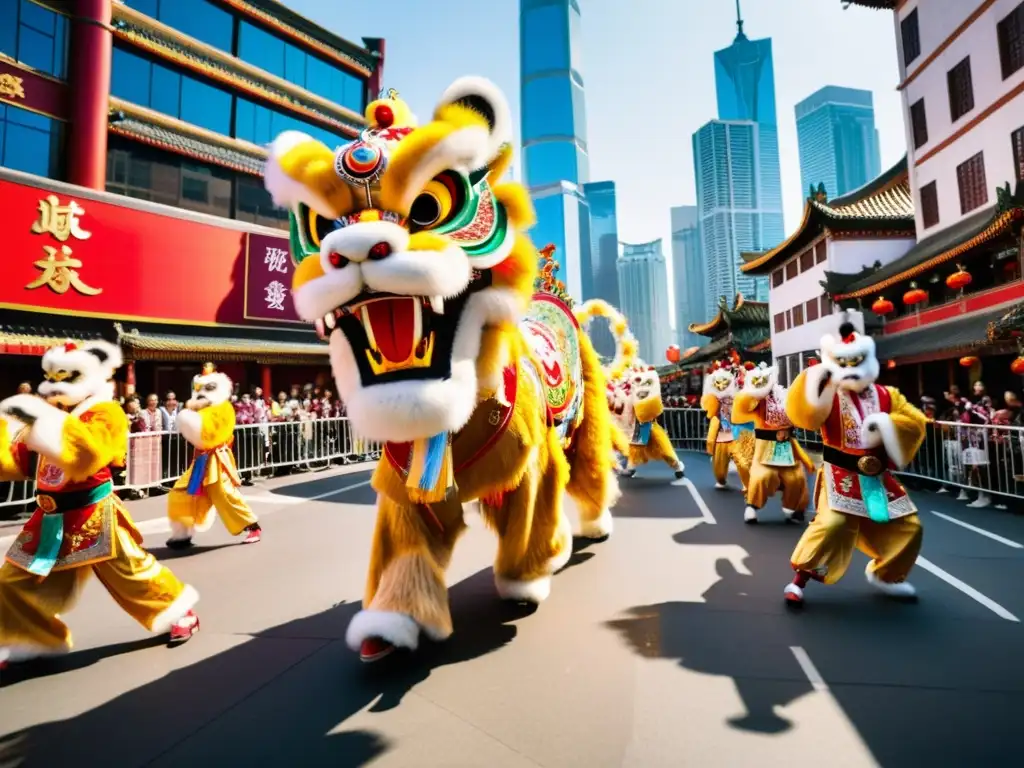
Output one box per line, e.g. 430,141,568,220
770,440,794,465
27,481,113,577
860,475,891,524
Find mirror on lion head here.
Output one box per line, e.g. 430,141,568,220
264,77,537,443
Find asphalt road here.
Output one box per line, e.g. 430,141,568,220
0,456,1022,768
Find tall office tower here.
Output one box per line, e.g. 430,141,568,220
520,0,591,301
671,206,706,349
691,2,782,305
617,240,672,365
581,180,619,357
796,85,882,200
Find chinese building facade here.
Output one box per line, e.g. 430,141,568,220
0,0,384,397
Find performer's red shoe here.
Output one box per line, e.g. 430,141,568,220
360,637,395,663
169,610,200,643
242,524,262,544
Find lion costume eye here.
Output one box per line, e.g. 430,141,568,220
409,172,466,232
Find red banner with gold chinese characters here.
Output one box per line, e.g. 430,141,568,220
0,176,292,327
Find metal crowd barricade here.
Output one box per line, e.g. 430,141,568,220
657,408,1023,503
0,416,383,513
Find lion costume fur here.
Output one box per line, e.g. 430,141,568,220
265,79,620,660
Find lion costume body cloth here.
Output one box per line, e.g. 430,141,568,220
264,80,619,660
699,365,753,489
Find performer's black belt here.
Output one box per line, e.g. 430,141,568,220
755,428,792,442
36,481,113,514
822,446,887,477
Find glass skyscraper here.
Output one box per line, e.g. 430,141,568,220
617,240,672,365
520,0,591,301
692,5,780,306
581,180,619,357
671,206,706,349
796,86,882,200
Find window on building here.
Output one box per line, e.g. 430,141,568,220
521,2,570,77
792,304,804,327
1013,126,1024,183
523,141,585,188
806,298,820,323
774,312,785,333
785,310,792,331
815,240,827,264
772,268,784,288
236,175,288,230
998,2,1024,79
0,103,64,179
910,99,928,149
234,97,348,152
901,9,921,67
0,0,69,79
799,248,814,273
819,294,832,318
920,181,940,228
237,21,366,114
947,57,975,123
785,259,798,281
956,152,988,214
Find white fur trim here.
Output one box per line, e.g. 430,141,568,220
345,609,421,652
10,398,68,459
578,507,613,539
194,512,216,534
293,263,363,323
436,76,512,160
865,566,916,597
150,584,200,634
803,364,837,412
393,126,492,213
495,573,552,603
0,644,70,663
176,409,203,447
862,412,905,467
546,510,574,574
263,131,340,217
168,521,194,541
362,242,471,299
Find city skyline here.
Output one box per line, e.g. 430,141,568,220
617,238,672,364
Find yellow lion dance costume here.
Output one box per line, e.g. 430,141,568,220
0,341,199,667
700,361,754,491
264,79,620,663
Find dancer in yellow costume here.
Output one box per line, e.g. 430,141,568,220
615,362,685,479
700,361,753,491
732,361,813,524
165,363,261,549
783,319,927,606
264,78,621,662
0,341,199,668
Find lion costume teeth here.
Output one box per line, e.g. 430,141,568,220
265,78,621,663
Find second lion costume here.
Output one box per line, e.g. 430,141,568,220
165,363,261,549
700,362,753,490
783,319,927,606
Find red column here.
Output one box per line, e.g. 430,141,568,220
67,0,113,189
124,360,135,386
261,364,272,396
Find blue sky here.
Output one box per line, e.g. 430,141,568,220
285,0,903,255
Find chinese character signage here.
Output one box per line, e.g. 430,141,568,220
243,233,302,323
0,60,67,120
0,176,300,326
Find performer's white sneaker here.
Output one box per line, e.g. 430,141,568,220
956,489,970,501
743,506,758,524
715,481,727,490
783,508,806,523
673,461,685,479
783,583,804,604
865,568,916,599
967,493,992,509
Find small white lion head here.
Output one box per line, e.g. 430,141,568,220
820,320,878,392
186,362,232,410
38,340,123,408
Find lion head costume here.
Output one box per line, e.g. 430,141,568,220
264,79,619,663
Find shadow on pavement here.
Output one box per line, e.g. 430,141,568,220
0,637,169,687
0,567,528,768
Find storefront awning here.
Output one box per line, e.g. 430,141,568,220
116,326,328,365
876,306,1014,361
0,326,107,356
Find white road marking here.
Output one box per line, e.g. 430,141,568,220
916,556,1020,622
679,478,716,524
789,646,828,692
930,510,1023,549
0,479,375,549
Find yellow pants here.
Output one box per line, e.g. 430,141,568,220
710,441,751,488
790,479,923,585
167,477,257,537
746,460,809,511
0,521,198,652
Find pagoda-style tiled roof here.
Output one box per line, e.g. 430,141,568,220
741,156,914,275
876,305,1014,361
688,294,770,337
116,323,326,364
832,183,1024,300
112,4,364,139
841,1,897,8
109,98,267,176
988,303,1024,341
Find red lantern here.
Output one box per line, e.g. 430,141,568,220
903,282,928,305
807,357,819,367
945,265,972,290
886,359,897,369
1011,357,1024,375
871,296,895,315
666,344,681,363
959,356,979,368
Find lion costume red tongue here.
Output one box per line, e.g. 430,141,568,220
365,298,416,362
